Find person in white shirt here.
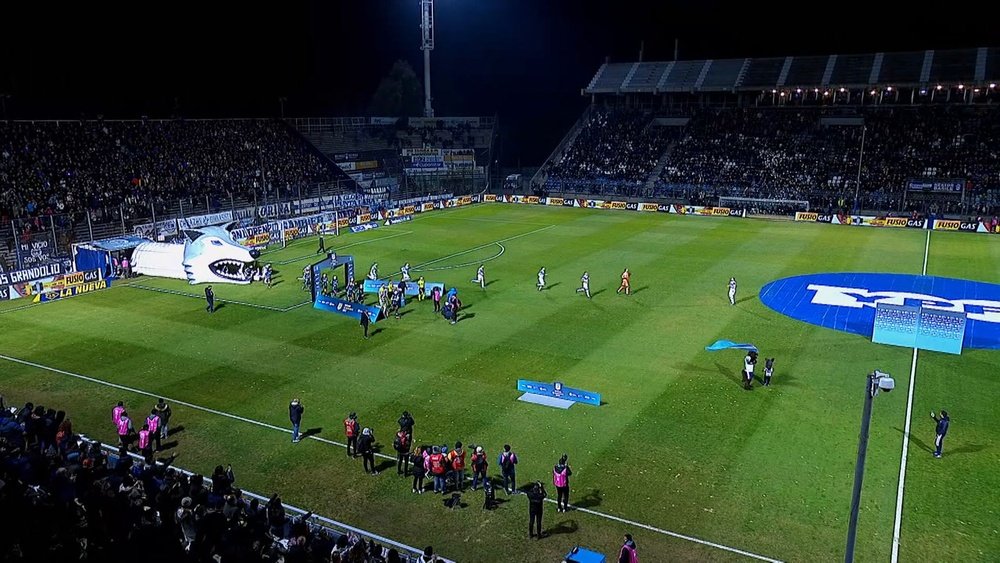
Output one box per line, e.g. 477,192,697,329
728,277,737,305
368,262,379,281
576,271,591,299
743,350,757,390
536,267,546,291
401,262,411,282
471,264,485,289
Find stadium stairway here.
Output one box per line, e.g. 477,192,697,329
645,138,680,194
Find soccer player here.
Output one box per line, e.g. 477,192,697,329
763,358,775,386
417,276,426,300
331,275,339,295
729,277,737,305
378,284,389,310
321,272,330,296
537,267,546,291
368,262,378,281
617,268,630,295
263,264,273,288
930,410,950,458
205,285,215,313
743,350,756,390
576,271,591,299
401,262,411,282
301,266,311,291
472,264,485,289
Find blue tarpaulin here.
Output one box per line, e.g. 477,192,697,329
705,340,759,352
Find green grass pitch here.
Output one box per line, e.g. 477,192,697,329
1,204,998,562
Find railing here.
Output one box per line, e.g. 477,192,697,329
89,438,453,563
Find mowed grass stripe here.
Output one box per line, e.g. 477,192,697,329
1,204,995,562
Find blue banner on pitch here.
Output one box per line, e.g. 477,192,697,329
517,380,601,406
314,293,381,323
705,339,758,352
362,279,444,297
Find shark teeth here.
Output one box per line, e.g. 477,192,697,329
209,259,252,281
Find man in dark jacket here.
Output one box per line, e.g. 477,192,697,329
205,285,215,313
527,481,547,539
398,411,415,440
358,427,377,475
931,410,950,458
289,399,304,443
360,310,371,339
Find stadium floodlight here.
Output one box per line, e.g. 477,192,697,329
869,89,877,95
419,0,435,117
958,84,965,89
771,89,777,94
991,83,997,89
796,88,802,93
839,87,846,93
936,84,944,90
886,86,893,91
844,370,894,563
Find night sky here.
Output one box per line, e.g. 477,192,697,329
3,1,998,164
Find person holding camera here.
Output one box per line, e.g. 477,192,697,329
931,410,950,458
527,481,547,539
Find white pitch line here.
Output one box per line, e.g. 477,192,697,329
414,243,505,273
0,353,784,563
276,231,413,265
124,283,309,313
890,229,930,563
410,224,554,271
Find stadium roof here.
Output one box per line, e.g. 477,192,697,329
583,47,1000,94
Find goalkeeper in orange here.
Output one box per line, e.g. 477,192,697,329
617,268,631,295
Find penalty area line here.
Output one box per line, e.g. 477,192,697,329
0,353,784,563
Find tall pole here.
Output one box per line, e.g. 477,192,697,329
854,125,866,213
845,374,876,563
420,0,435,117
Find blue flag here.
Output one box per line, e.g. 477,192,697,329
705,339,758,352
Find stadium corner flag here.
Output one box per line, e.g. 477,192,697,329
705,340,758,352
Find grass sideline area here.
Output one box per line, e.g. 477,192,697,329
1,204,998,562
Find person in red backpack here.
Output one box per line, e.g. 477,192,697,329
394,428,412,475
146,409,162,452
428,446,447,494
137,423,152,462
618,533,639,563
447,441,467,492
344,412,359,457
552,454,572,512
470,446,488,490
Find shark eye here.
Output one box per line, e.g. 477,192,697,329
210,240,224,246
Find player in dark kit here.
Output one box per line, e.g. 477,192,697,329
930,410,950,458
205,285,215,313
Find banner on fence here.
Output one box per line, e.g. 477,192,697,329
16,235,62,269
178,211,234,230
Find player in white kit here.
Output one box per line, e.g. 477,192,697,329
401,262,411,282
576,271,591,299
471,264,485,289
368,262,379,281
537,267,546,291
728,277,737,305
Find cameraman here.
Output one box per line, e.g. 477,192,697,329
527,481,547,539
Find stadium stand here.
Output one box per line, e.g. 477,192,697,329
290,117,496,200
0,118,351,224
0,397,443,563
536,47,1000,216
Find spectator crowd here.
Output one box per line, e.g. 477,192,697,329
541,104,1000,216
0,396,440,563
0,119,344,227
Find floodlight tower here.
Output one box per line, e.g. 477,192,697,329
419,0,435,117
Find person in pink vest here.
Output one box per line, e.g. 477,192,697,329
137,423,152,461
116,410,133,448
618,534,639,563
146,409,162,451
552,454,572,512
112,401,125,427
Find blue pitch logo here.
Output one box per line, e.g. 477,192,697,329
759,272,1000,350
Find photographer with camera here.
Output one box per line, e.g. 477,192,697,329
527,481,547,539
